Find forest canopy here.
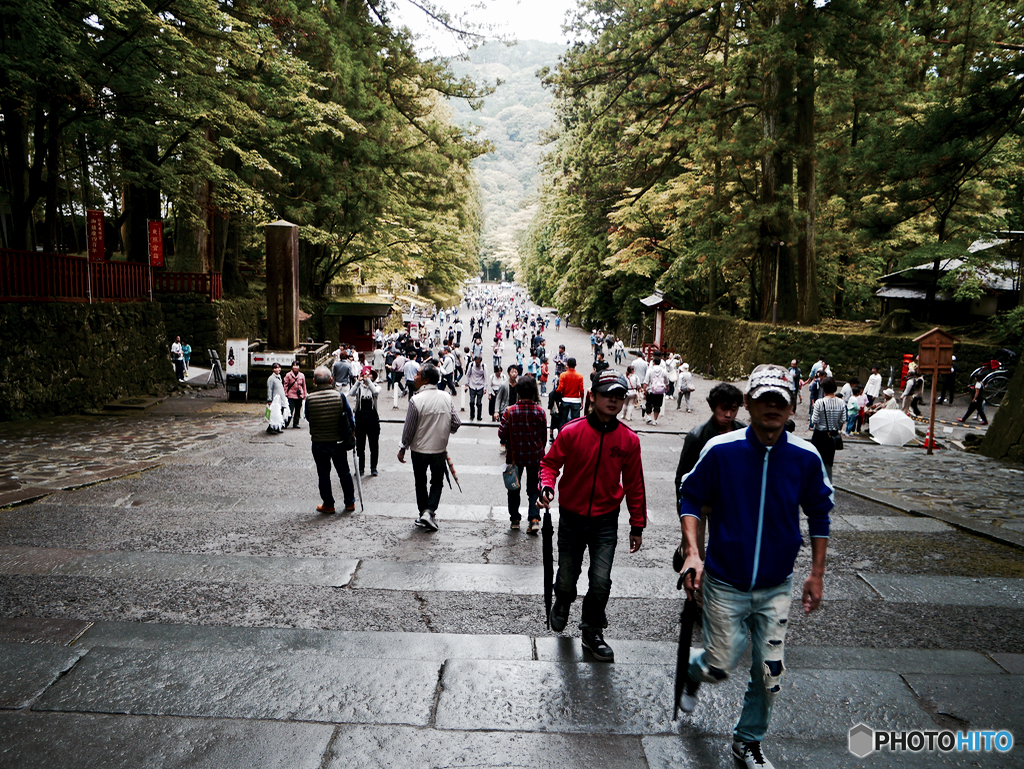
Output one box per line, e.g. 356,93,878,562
0,0,489,296
521,0,1024,330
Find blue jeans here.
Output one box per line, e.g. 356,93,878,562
560,401,581,424
553,510,619,631
689,574,793,743
311,442,355,508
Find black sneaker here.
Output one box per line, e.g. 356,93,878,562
732,740,775,769
581,630,614,662
548,598,569,632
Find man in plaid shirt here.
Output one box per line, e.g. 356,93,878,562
498,375,548,533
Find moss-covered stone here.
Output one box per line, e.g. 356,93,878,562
980,364,1024,463
0,303,176,421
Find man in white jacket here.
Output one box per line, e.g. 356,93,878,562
398,364,461,531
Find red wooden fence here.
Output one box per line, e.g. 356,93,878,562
0,249,222,303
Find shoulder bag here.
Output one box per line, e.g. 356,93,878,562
826,400,844,451
502,463,521,492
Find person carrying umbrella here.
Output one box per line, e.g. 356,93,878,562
538,370,646,663
676,364,833,769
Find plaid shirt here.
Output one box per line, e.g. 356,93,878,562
497,400,548,467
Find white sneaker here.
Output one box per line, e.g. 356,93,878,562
416,510,431,528
499,445,506,454
644,416,652,424
652,420,659,426
422,511,438,531
732,740,775,769
678,675,700,713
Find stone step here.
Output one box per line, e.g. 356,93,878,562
5,620,1014,675
0,641,946,736
0,545,874,600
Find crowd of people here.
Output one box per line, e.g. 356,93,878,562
248,284,1010,769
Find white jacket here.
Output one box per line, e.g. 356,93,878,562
401,385,461,454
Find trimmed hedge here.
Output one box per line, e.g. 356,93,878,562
663,311,995,386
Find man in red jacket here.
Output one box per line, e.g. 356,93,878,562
539,369,647,662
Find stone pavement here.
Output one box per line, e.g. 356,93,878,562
1,305,1022,768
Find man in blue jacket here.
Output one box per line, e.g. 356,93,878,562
677,364,833,769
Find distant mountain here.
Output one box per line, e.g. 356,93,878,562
449,40,565,280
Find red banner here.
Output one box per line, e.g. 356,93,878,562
148,220,164,267
87,210,105,263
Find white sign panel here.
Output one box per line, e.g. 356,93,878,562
251,351,296,368
226,339,248,377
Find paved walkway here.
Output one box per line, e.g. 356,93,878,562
1,296,1022,768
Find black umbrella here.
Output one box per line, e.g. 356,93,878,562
673,567,701,720
542,509,554,628
352,449,364,512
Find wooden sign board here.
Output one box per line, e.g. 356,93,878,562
913,328,958,373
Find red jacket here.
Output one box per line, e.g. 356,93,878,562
555,369,584,399
540,413,647,535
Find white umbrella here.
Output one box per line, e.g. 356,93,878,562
869,410,918,446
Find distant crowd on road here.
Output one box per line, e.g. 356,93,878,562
255,284,846,769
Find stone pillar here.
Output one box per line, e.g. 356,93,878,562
265,220,299,351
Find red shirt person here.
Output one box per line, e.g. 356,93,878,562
539,370,646,663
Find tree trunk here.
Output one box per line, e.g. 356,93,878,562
795,6,819,326
41,107,61,252
758,22,797,324
121,142,162,263
1,96,35,250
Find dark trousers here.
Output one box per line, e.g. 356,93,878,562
411,451,447,513
469,388,484,420
355,410,380,473
810,430,836,481
507,463,540,523
962,399,988,423
553,510,619,631
174,359,185,381
288,398,303,427
311,442,355,508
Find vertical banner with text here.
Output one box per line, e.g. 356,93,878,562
148,221,164,267
87,210,105,263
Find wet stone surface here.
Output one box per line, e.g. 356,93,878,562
0,643,83,709
902,674,1024,730
858,574,1024,608
324,725,645,769
0,711,334,769
35,646,440,725
75,621,533,661
832,443,1024,528
434,662,924,738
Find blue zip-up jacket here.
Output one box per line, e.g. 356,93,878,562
679,427,833,591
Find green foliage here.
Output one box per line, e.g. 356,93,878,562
0,0,488,298
521,0,1024,327
992,307,1024,345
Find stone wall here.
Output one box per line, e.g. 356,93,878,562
0,302,176,421
981,363,1024,463
662,311,995,385
0,297,269,421
158,295,265,366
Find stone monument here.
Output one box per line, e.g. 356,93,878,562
265,220,299,351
